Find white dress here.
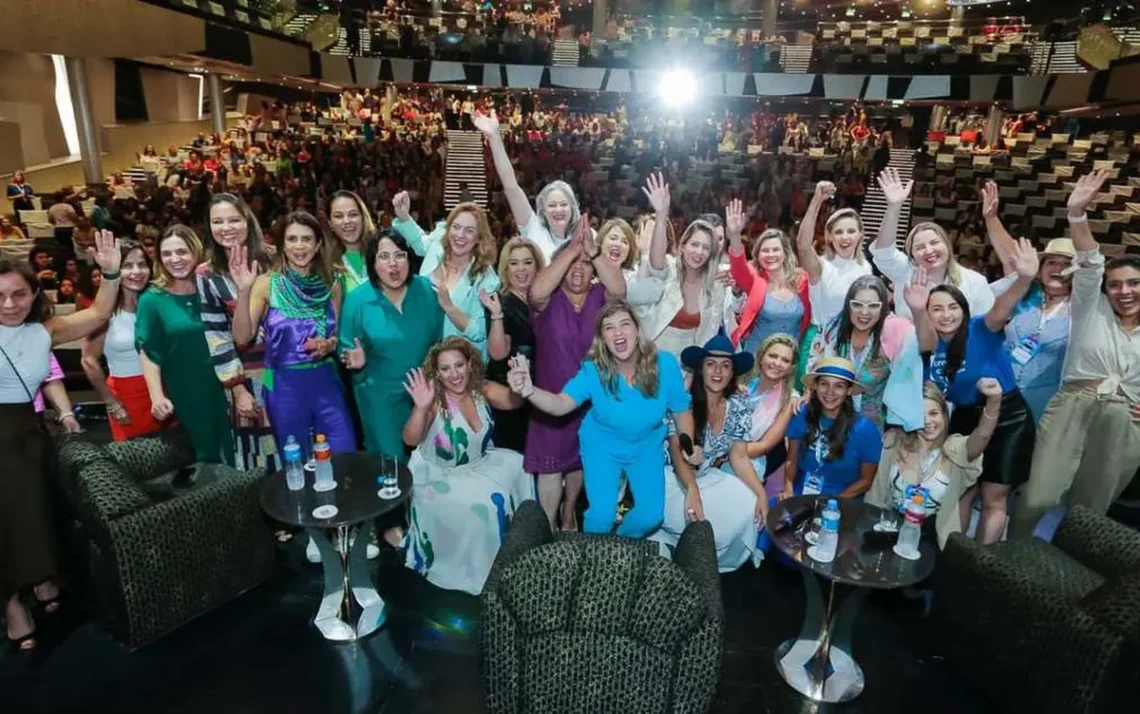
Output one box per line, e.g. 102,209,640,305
404,398,535,595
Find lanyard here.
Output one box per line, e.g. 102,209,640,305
1032,299,1068,337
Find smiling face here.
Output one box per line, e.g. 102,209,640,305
329,196,363,246
209,201,248,251
1105,265,1140,323
601,227,631,266
814,375,852,413
758,343,795,382
282,221,319,271
701,355,734,395
562,254,596,296
121,248,151,293
928,290,965,337
848,287,884,333
681,230,713,274
909,228,950,272
0,272,36,326
601,309,639,362
373,237,410,290
159,236,196,281
756,236,787,274
828,216,861,260
448,210,479,260
436,348,472,397
507,246,538,292
542,188,572,233
920,397,947,443
1035,254,1073,296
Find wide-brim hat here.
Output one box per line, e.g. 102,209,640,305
680,334,754,376
803,357,865,395
1041,238,1076,259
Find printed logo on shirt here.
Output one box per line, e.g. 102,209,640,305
928,350,965,395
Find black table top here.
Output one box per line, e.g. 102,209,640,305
260,451,411,528
765,495,936,590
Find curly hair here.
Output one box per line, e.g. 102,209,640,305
588,301,659,399
421,336,488,418
443,203,498,281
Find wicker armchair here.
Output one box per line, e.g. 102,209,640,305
481,500,723,714
55,429,274,649
932,505,1140,714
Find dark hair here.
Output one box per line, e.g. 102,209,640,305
805,388,857,462
930,284,971,383
0,260,53,323
274,211,338,286
1104,256,1140,296
203,193,268,275
29,247,54,266
363,229,418,288
77,264,102,299
836,275,889,364
115,239,151,309
689,360,740,448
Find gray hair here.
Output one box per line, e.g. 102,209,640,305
535,180,580,237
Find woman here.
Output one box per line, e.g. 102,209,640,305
339,230,443,460
981,180,1074,422
137,226,234,464
6,170,34,213
1,229,119,651
55,278,77,305
80,240,162,441
804,275,924,432
0,216,27,241
72,216,96,254
508,302,697,538
401,338,532,595
1014,169,1140,537
517,219,625,530
390,196,501,359
483,237,546,453
740,334,799,492
232,211,354,456
652,335,767,571
634,178,726,359
872,167,995,320
597,215,665,308
199,193,275,469
327,190,376,294
75,266,101,310
904,237,1040,544
781,358,883,500
725,201,811,353
472,111,580,260
867,380,1003,549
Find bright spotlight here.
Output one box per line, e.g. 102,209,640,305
659,69,697,109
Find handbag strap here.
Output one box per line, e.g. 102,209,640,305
0,340,38,405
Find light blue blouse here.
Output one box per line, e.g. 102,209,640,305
1004,297,1070,422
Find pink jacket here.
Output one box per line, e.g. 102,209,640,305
728,248,812,347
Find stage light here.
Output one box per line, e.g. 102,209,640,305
659,69,697,109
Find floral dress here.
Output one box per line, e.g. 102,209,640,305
404,396,534,595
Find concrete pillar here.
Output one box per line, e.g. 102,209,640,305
951,6,966,22
593,0,608,39
208,72,226,136
64,56,102,186
931,104,948,132
986,104,1003,148
762,0,778,40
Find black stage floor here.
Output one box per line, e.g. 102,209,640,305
1,534,992,714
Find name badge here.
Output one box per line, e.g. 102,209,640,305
1010,334,1039,366
803,471,824,495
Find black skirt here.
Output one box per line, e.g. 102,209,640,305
949,389,1036,487
0,403,58,603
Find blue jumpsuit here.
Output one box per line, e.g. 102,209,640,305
562,351,691,537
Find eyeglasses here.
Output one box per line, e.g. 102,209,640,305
376,251,409,263
849,300,883,312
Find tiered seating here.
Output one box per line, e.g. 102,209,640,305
816,19,1033,75
912,129,1140,256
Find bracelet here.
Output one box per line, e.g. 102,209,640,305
490,314,504,321
586,250,601,261
1067,213,1088,224
55,410,75,424
522,387,535,399
982,407,1000,420
102,271,121,281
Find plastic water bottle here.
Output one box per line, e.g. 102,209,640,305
283,436,304,490
313,434,334,491
897,494,926,557
813,499,841,563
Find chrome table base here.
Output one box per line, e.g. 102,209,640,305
307,520,386,641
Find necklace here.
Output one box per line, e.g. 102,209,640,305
271,268,332,337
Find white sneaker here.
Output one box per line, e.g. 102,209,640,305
306,537,321,563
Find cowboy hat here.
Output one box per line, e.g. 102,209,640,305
681,334,754,376
803,356,865,394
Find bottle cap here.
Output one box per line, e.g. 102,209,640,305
827,499,838,510
316,434,327,443
913,493,924,504
286,435,297,445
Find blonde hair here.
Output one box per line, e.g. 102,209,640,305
633,212,676,252
746,333,799,415
677,219,722,298
905,222,962,286
823,208,866,264
152,225,205,288
588,301,659,399
752,228,798,285
885,381,949,455
496,237,547,294
443,202,498,280
596,218,639,270
421,336,487,418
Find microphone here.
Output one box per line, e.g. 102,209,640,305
772,502,814,534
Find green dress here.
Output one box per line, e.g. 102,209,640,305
136,287,235,464
338,276,443,460
339,249,369,294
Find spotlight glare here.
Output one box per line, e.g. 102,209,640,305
659,69,697,109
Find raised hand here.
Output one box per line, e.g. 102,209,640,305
89,229,122,274
471,111,500,136
229,244,259,293
403,368,436,409
981,180,999,219
813,180,837,203
478,288,502,318
725,198,746,241
341,337,366,370
1067,168,1112,216
976,377,1003,400
506,354,533,396
579,213,599,256
1010,237,1040,279
642,172,670,215
903,265,931,314
878,167,914,207
392,190,411,221
151,396,175,422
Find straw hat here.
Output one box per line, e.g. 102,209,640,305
803,357,865,395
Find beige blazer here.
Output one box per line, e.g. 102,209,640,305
865,434,983,549
632,255,726,348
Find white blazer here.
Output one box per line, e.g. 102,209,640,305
631,255,726,347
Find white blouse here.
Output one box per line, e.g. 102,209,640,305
869,242,996,321
0,323,52,403
807,255,873,327
105,311,143,378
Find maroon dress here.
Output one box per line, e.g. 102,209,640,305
523,284,606,474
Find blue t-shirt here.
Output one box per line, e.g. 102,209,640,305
564,350,691,448
927,316,1017,406
787,410,883,496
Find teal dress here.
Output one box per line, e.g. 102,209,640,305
338,276,444,460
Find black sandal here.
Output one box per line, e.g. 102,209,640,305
6,632,36,652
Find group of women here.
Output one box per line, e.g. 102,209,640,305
5,123,1137,645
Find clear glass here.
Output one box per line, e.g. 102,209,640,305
804,496,827,545
378,453,401,499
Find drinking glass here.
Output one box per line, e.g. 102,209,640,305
378,454,401,499
804,496,827,545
